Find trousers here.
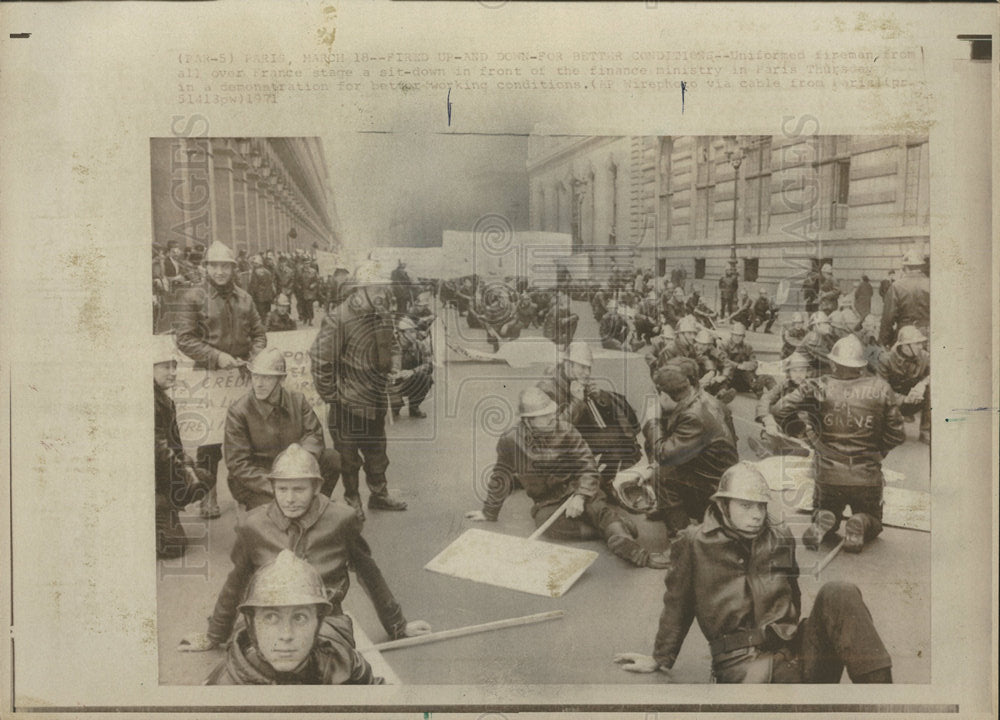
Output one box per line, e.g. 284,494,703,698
327,402,389,497
712,582,893,683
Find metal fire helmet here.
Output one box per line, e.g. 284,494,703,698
711,461,772,505
612,471,656,514
269,443,322,482
247,348,287,376
730,322,747,336
808,311,830,328
902,250,925,267
518,387,558,418
566,341,593,368
153,333,179,365
238,550,332,613
893,325,927,348
205,241,237,265
275,293,291,307
827,334,868,368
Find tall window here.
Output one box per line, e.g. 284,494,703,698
743,138,771,235
658,137,672,246
693,137,714,240
831,159,850,230
694,257,706,279
903,140,929,227
743,257,759,282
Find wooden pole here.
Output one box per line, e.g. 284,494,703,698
372,610,565,652
812,538,846,578
527,495,575,541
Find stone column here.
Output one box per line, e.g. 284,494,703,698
231,153,249,253
210,140,236,248
244,169,260,255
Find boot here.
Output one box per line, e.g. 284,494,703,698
409,405,427,419
843,515,866,553
368,494,408,511
803,509,837,550
717,388,737,404
604,521,667,569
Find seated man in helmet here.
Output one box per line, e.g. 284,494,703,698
726,288,754,327
599,300,631,350
769,335,905,553
537,341,642,498
542,291,579,351
749,352,814,459
154,334,212,559
797,312,835,377
633,290,662,345
876,325,930,444
615,462,893,684
720,323,775,398
749,288,778,333
828,308,862,344
692,329,737,405
224,348,340,510
780,312,808,359
206,550,384,685
265,294,297,332
684,290,717,331
389,316,434,420
408,288,437,332
179,444,431,654
643,324,676,373
646,316,701,376
641,359,739,536
464,387,669,569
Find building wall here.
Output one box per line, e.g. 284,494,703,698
527,134,930,307
150,137,339,255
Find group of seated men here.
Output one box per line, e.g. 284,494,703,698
152,254,922,685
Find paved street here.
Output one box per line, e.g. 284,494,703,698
157,301,930,686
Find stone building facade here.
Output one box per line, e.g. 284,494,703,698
151,137,339,255
527,134,930,307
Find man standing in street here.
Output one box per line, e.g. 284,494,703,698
224,348,340,510
174,240,267,518
797,312,835,377
854,275,873,320
817,264,840,314
310,262,408,519
879,251,930,347
769,335,905,553
247,254,277,322
718,261,739,318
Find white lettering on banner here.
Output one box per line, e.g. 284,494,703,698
168,329,324,447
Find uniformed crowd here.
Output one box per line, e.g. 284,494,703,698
153,240,928,686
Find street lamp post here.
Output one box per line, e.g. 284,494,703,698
724,136,746,263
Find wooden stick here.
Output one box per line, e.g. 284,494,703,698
372,610,565,652
812,538,846,578
527,495,576,541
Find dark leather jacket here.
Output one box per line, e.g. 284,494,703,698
770,373,905,484
223,386,327,507
483,420,601,519
207,496,407,644
653,507,800,670
878,270,930,346
174,280,267,369
644,390,738,489
309,296,396,412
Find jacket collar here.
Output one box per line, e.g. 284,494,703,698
266,493,328,533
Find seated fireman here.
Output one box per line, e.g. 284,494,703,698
465,387,669,569
178,444,431,653
206,550,384,685
614,462,893,684
537,342,642,498
224,348,340,510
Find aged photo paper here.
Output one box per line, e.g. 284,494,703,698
1,2,996,718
